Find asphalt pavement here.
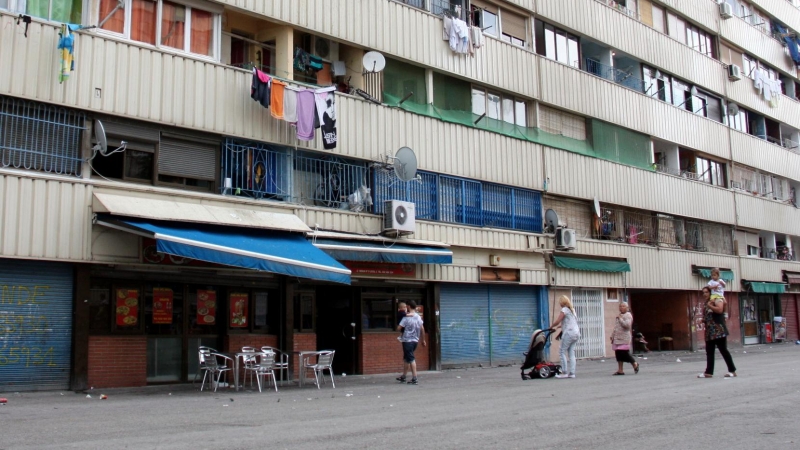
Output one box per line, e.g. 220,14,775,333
1,343,798,450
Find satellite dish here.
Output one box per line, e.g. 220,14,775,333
544,209,563,233
92,120,108,155
362,51,386,73
593,197,601,217
727,103,740,116
393,147,418,182
690,86,698,97
92,119,127,157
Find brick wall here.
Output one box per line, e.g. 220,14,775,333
225,334,279,353
87,336,147,389
359,333,429,375
692,292,742,349
292,333,316,380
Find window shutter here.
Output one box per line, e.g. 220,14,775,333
102,121,161,142
158,137,217,180
538,105,586,141
500,9,527,41
471,0,498,14
639,0,653,26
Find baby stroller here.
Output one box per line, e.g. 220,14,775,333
521,328,561,380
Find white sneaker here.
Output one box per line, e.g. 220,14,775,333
568,374,576,378
554,374,570,379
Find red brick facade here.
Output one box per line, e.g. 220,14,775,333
225,334,279,353
292,333,317,380
359,333,429,375
87,336,147,389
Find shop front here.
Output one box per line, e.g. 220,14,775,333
740,281,787,345
0,259,74,392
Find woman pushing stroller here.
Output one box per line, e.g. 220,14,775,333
550,295,581,379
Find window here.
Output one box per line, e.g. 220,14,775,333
686,24,715,58
499,9,527,47
293,292,315,332
471,2,498,37
696,156,726,187
651,4,666,33
228,289,280,333
727,104,748,132
361,296,396,331
742,54,757,78
642,66,673,104
535,20,580,67
2,0,81,22
98,0,221,59
91,120,218,192
538,105,587,140
471,87,526,126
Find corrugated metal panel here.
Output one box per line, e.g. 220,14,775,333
440,284,491,367
726,75,800,131
720,16,797,77
520,269,548,285
418,264,480,283
553,265,626,288
536,0,726,96
102,120,160,142
740,257,800,283
730,131,800,182
735,192,799,236
781,294,798,341
571,289,605,358
657,0,720,32
543,148,736,224
750,0,800,40
0,173,91,261
488,285,539,364
157,137,217,181
216,0,538,99
0,259,73,392
538,57,731,160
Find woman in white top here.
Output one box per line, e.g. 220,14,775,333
551,295,581,379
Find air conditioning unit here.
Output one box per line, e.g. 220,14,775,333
719,2,734,20
383,200,415,236
555,228,576,250
728,64,742,81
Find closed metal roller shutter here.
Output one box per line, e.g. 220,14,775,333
0,259,73,392
470,0,497,14
500,10,527,42
102,120,160,142
571,289,605,358
440,284,490,367
488,285,539,365
158,137,217,180
781,295,798,341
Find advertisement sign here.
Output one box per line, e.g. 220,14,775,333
115,289,139,327
197,290,217,325
230,293,249,328
343,261,415,278
152,288,174,325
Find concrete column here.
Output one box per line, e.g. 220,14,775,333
256,26,294,80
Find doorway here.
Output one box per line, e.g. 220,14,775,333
315,286,358,375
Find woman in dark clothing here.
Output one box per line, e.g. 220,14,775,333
698,286,737,378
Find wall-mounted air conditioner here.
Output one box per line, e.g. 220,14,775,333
728,64,742,81
383,200,415,236
556,228,576,250
720,2,734,20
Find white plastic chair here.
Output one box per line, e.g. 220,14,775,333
261,346,289,385
303,351,336,389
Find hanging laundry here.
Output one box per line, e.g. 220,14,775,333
296,90,317,141
294,47,310,72
271,79,287,120
250,68,271,108
315,86,338,150
58,24,82,83
309,55,324,72
443,15,453,41
471,26,485,49
283,85,300,123
775,23,800,66
446,18,471,54
753,68,765,96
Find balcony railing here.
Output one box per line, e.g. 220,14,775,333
0,95,85,178
593,0,640,20
584,58,645,93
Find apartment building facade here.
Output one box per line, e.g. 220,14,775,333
1,0,799,391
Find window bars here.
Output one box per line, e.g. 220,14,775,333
0,95,85,177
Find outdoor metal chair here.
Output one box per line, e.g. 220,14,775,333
193,346,218,385
261,346,289,385
303,350,336,389
254,351,278,393
241,347,259,388
200,353,232,392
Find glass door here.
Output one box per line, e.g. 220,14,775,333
145,283,185,383
187,285,222,382
741,296,759,345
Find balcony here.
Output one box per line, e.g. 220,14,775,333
729,129,800,181
583,58,644,93
720,11,797,76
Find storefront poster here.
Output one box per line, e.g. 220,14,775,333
230,293,249,328
152,288,174,324
197,290,217,325
774,316,787,341
115,289,139,327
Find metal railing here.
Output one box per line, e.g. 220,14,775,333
656,215,686,249
430,0,462,18
593,0,640,20
221,139,368,209
0,95,85,177
584,58,645,93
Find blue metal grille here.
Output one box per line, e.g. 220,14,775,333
0,95,85,177
373,168,542,233
221,138,368,209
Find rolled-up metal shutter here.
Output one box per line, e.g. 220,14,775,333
0,259,73,392
470,0,497,14
500,10,527,42
102,120,160,142
440,284,490,368
488,285,539,365
158,137,217,180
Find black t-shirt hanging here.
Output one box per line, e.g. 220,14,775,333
315,87,337,149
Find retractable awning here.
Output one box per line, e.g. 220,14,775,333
97,217,351,284
552,255,631,273
312,239,453,264
784,272,800,285
695,268,735,281
744,281,787,294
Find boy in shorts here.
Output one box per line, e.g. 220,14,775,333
396,300,426,385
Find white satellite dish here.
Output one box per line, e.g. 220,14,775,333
544,209,563,233
727,103,740,116
362,51,386,73
392,147,418,182
92,120,127,157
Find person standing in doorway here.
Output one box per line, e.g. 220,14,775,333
698,287,737,378
551,295,581,379
611,302,640,375
397,301,409,341
396,300,427,385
